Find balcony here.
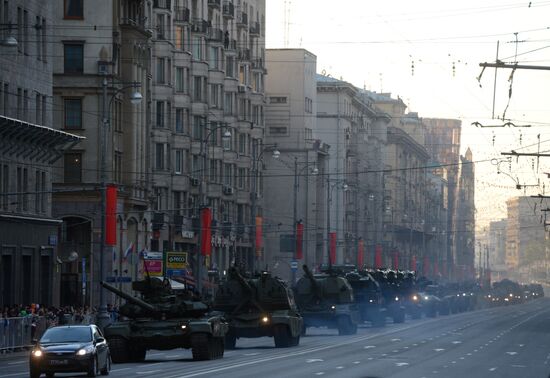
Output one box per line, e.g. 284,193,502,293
223,1,235,18
208,0,221,9
226,39,237,52
174,7,190,22
237,11,248,28
208,27,223,42
238,48,250,61
191,19,209,34
251,57,264,70
119,17,149,35
249,21,260,36
153,0,171,9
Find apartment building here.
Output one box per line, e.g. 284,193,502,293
0,0,82,307
263,49,328,280
149,0,267,278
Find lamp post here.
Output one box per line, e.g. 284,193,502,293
326,178,347,268
196,123,233,295
250,144,279,272
97,77,142,329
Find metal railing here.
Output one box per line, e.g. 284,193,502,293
0,314,95,352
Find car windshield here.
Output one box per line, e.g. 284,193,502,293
40,327,92,343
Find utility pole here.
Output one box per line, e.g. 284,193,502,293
326,176,331,268
292,156,298,284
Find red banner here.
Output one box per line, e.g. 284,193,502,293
410,255,417,271
357,239,364,267
329,232,337,264
296,222,304,260
374,244,383,268
105,185,117,246
392,250,399,270
200,207,212,256
423,255,430,277
255,217,263,257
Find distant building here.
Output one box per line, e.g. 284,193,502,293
488,219,507,280
0,0,82,307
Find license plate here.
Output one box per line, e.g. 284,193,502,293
49,359,68,365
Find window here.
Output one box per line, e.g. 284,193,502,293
114,152,122,183
175,108,186,133
176,67,185,92
269,127,288,135
209,46,219,69
35,93,41,124
209,84,222,108
34,170,40,213
16,167,22,212
64,44,84,74
238,168,245,189
238,134,246,154
305,97,313,113
175,26,184,50
155,143,167,170
175,149,183,174
157,14,165,39
1,165,8,210
270,96,287,104
224,92,233,115
64,0,83,19
16,87,22,119
22,168,28,211
192,36,203,60
42,18,47,62
156,101,165,128
156,58,165,84
23,10,28,55
64,99,82,129
193,76,206,102
224,163,232,186
173,191,183,216
64,153,82,183
23,90,28,121
226,56,235,78
192,116,203,141
2,83,7,117
36,16,41,60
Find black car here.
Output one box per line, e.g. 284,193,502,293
29,325,111,378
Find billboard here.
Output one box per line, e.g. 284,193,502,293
165,251,188,277
143,251,163,277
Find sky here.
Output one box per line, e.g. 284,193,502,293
265,0,550,230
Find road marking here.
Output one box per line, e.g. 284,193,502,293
519,344,525,347
511,365,526,368
111,368,131,373
392,350,399,353
459,357,465,360
434,348,445,352
395,362,409,367
335,366,344,369
489,367,497,372
368,357,374,360
7,361,25,365
364,345,376,349
413,343,418,346
353,361,360,364
452,341,462,344
315,372,325,376
391,338,401,342
137,371,161,375
306,359,324,363
244,353,260,356
467,353,472,356
0,373,27,378
451,361,456,364
165,354,181,358
138,363,164,368
403,346,409,349
506,352,518,355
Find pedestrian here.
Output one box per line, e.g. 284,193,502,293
224,30,230,49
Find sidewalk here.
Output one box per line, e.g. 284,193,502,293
0,348,30,361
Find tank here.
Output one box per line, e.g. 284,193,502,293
371,270,406,323
100,277,228,363
212,268,302,349
293,265,360,335
345,271,386,327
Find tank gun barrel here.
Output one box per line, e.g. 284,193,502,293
302,265,321,297
101,281,157,313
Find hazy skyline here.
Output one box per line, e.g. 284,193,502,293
265,0,550,228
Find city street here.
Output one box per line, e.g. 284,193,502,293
1,298,550,378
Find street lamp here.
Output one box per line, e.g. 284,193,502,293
250,143,280,271
0,23,17,47
326,178,348,268
196,122,233,294
97,78,142,330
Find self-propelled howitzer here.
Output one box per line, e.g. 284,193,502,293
212,269,302,349
293,265,360,335
100,277,227,363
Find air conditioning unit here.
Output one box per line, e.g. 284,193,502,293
237,84,246,93
190,177,200,186
223,185,234,195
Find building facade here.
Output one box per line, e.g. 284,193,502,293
263,49,328,280
0,0,82,307
454,148,475,280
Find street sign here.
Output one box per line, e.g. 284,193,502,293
290,260,298,271
165,251,188,277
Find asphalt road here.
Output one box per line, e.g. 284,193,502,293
2,298,550,378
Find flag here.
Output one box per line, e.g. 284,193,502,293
123,243,134,262
357,238,364,267
105,185,117,246
411,255,417,271
374,244,383,268
200,207,212,256
255,217,263,257
329,232,337,265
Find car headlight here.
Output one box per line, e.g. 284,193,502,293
509,293,513,297
330,305,336,310
181,324,188,330
369,299,374,303
32,349,43,358
412,295,418,301
395,296,399,301
424,296,429,301
76,346,93,356
261,316,270,323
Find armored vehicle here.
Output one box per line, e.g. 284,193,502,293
212,268,302,349
345,271,386,326
100,277,228,362
371,270,406,323
294,265,360,335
